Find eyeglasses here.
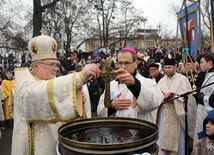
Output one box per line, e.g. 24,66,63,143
149,69,158,71
118,61,135,66
38,62,60,68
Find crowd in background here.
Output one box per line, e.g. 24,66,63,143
0,45,211,119
0,43,214,155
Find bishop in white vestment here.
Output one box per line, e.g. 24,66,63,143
97,47,164,124
97,72,164,123
11,35,99,155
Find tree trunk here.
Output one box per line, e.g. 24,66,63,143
33,0,42,37
32,0,60,38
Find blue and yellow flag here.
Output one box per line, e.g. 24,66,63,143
177,2,200,60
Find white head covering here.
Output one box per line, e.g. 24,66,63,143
155,62,162,71
28,35,57,62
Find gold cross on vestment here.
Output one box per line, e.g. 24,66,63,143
61,85,71,97
100,59,116,108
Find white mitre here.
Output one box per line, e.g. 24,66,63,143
28,35,57,62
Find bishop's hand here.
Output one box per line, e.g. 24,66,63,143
111,92,131,110
81,64,100,81
115,69,135,86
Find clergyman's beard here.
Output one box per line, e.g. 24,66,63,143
41,69,55,80
166,72,175,78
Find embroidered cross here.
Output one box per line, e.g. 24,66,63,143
62,85,71,97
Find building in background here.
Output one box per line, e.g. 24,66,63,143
85,28,182,52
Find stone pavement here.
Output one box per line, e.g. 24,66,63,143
0,127,12,155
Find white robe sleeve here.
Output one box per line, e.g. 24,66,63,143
135,75,164,113
14,68,86,123
202,73,214,113
83,84,91,118
97,93,108,117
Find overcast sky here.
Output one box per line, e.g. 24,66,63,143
133,0,184,35
21,0,184,35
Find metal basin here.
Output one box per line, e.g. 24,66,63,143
58,117,158,155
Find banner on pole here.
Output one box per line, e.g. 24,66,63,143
177,2,199,60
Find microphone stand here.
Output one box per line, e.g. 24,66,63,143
161,81,214,155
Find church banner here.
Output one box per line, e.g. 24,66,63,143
177,2,199,60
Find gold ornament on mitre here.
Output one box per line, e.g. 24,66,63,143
28,34,57,62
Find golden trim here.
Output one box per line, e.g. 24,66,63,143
32,123,35,155
26,73,80,123
81,87,87,119
178,7,198,20
161,148,178,154
72,73,80,117
24,117,77,123
27,123,31,155
167,108,171,150
31,72,43,80
78,72,86,84
27,122,35,155
14,67,29,71
76,86,83,118
47,79,60,121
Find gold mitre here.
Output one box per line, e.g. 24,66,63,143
28,35,57,62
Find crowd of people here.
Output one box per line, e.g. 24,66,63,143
0,34,214,155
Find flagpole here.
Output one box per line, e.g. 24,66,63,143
198,0,201,55
184,2,189,154
211,0,214,52
175,19,179,59
185,0,190,53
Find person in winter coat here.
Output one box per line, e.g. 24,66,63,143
191,109,214,155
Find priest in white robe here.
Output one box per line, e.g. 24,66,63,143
97,47,164,124
157,58,197,155
11,35,100,155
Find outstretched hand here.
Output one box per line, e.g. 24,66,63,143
115,69,135,86
81,64,100,81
